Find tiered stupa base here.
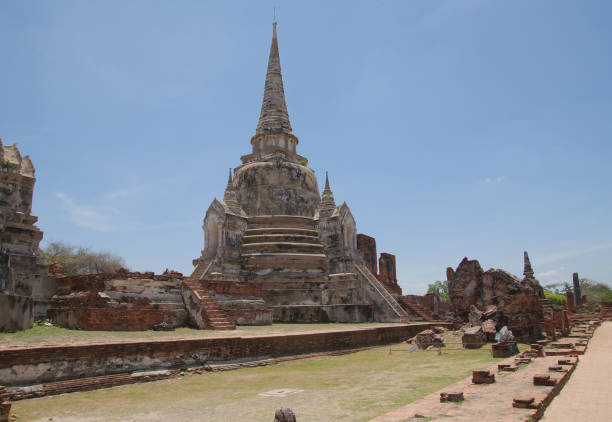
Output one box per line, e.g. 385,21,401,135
239,215,372,322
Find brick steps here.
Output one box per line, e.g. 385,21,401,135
182,280,236,330
240,216,327,272
397,297,435,322
244,227,319,236
242,234,320,244
241,252,328,271
241,242,324,253
353,263,409,320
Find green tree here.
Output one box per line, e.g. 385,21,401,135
544,290,566,307
43,241,127,276
427,280,450,303
579,278,612,303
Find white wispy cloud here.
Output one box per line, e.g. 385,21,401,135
538,269,559,278
56,192,117,232
103,183,152,200
57,189,194,233
537,266,567,280
483,176,506,184
539,242,612,265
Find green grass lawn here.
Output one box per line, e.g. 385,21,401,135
10,343,513,422
0,322,406,349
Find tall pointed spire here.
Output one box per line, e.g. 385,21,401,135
225,167,233,190
223,168,242,214
523,251,534,279
319,171,336,217
244,21,305,165
255,21,293,136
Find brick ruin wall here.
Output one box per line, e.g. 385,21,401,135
49,292,179,331
48,271,272,330
447,257,545,341
48,271,187,331
356,234,377,276
356,234,402,296
0,322,451,388
377,253,402,296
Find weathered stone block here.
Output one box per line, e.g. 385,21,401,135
472,370,495,384
462,326,486,349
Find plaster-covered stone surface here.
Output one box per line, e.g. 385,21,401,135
0,140,52,325
0,294,33,332
234,161,320,217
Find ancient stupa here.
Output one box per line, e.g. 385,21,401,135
191,22,407,323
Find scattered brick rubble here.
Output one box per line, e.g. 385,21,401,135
446,252,546,342
371,319,600,422
439,392,464,403
472,370,495,384
0,386,10,422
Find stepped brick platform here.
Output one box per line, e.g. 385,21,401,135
181,279,236,330
1,322,450,400
397,296,435,321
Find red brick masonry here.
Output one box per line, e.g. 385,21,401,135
0,323,450,388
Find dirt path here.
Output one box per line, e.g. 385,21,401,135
543,320,612,421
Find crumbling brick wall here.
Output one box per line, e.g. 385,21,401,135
447,257,544,341
356,234,377,276
378,253,396,284
49,292,174,331
49,270,187,331
377,253,402,295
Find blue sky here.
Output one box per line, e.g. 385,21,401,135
1,1,611,294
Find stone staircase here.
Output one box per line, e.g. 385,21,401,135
397,297,435,322
181,279,236,330
353,262,410,322
240,216,328,272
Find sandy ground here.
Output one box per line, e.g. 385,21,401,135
543,320,612,421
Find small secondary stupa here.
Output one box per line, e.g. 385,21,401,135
191,22,407,323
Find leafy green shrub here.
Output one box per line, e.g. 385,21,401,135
544,290,566,307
